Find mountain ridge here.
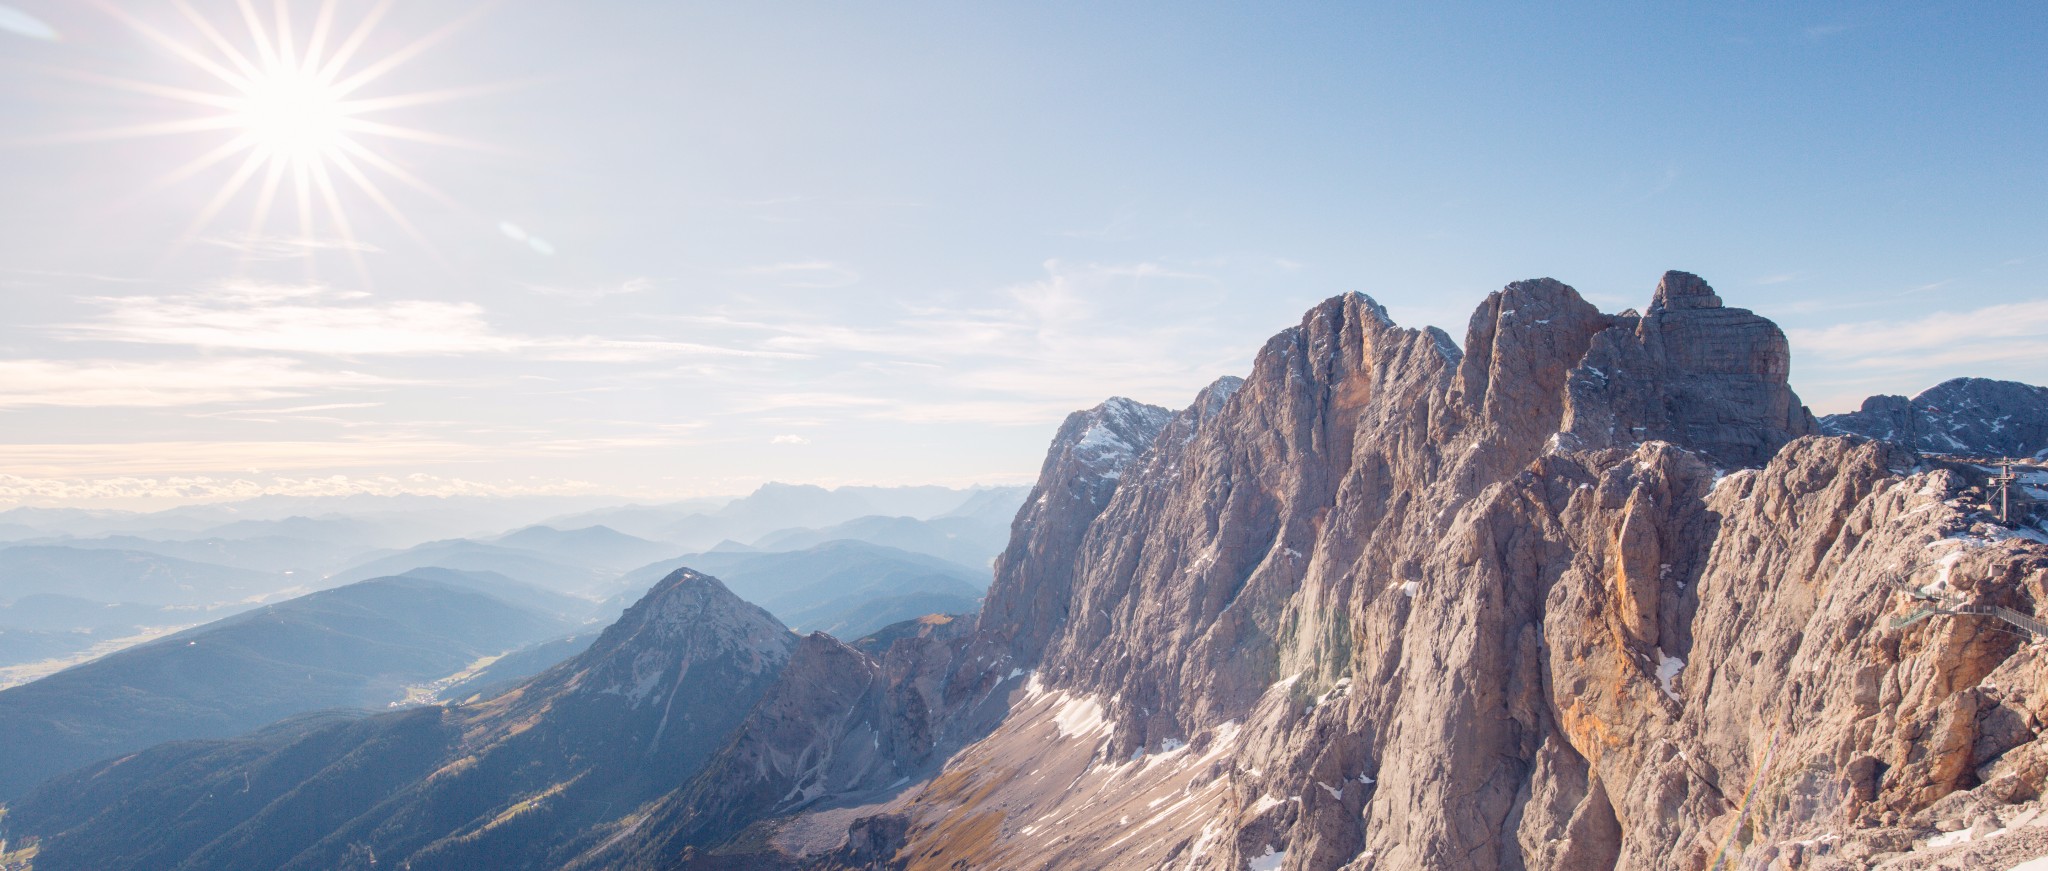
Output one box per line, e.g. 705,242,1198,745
1822,376,2048,459
0,573,571,801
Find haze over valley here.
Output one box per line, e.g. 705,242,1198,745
1,2,2045,870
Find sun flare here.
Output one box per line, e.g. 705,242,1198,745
50,0,491,265
234,63,349,163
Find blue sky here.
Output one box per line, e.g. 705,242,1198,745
0,1,2042,507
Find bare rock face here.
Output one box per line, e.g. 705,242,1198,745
847,273,2048,871
1823,376,2048,458
1562,270,1820,469
579,632,889,869
960,396,1175,683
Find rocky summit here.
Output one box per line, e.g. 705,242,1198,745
1823,377,2048,460
8,271,2046,871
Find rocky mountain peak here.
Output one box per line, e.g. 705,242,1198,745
1647,268,1723,312
1065,396,1175,480
1823,376,2048,458
609,568,790,663
515,568,793,717
1189,375,1244,423
1563,270,1818,467
966,395,1174,668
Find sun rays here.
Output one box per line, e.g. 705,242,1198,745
48,0,495,270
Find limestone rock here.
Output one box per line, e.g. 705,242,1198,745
1823,376,2048,458
857,273,2047,871
967,396,1174,670
1562,270,1821,468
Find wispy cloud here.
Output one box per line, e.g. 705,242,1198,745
0,438,480,476
1894,279,1955,297
534,337,800,363
0,358,388,408
713,259,1252,426
730,260,861,289
1790,299,2048,409
65,283,513,355
1,267,153,285
1791,300,2048,365
879,399,1118,427
769,434,809,445
204,234,382,260
59,282,793,362
188,402,388,426
0,428,712,479
0,472,607,506
730,393,895,413
526,276,655,303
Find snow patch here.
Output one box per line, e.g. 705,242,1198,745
2008,856,2048,871
1655,650,1685,702
1920,548,1968,596
1051,692,1112,739
1400,581,1418,598
2002,526,2048,545
1250,794,1285,815
1180,820,1230,871
1710,469,1753,495
1248,846,1287,870
1429,328,1461,362
1926,828,1973,848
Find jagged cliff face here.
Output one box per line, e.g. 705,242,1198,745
973,396,1180,669
867,272,2048,871
1822,377,2048,459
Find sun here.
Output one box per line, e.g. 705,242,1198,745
234,62,349,163
45,0,494,265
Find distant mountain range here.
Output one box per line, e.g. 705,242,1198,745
6,569,800,871
1821,376,2048,458
752,513,1012,569
326,526,677,594
0,484,1027,696
0,545,279,606
613,539,987,640
0,573,574,801
0,493,629,543
1,532,379,575
0,546,288,676
545,483,1026,550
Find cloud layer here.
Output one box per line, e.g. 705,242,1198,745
0,358,387,408
1789,299,2048,410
